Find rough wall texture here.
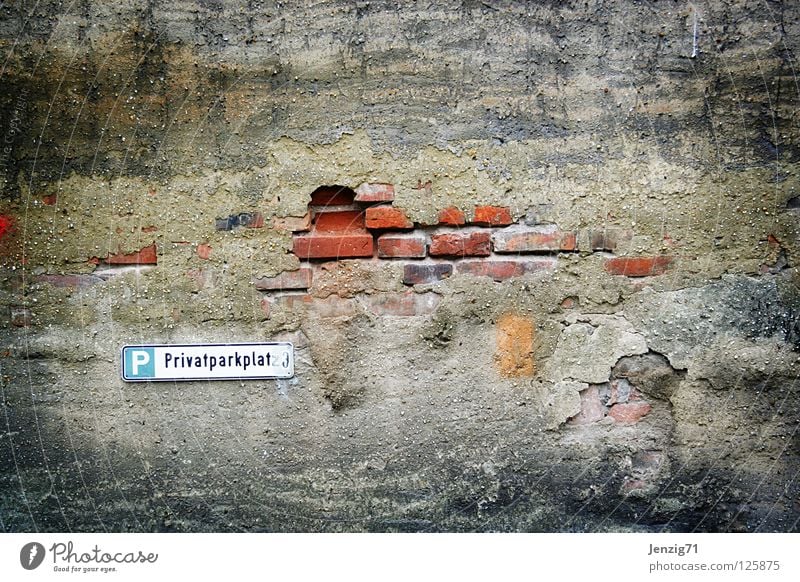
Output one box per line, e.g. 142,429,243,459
1,0,799,532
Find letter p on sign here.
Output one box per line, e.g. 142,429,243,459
123,347,155,380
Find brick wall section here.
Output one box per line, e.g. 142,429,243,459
250,183,676,318
429,231,491,257
8,182,673,327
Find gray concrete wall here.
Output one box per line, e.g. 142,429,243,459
0,0,798,532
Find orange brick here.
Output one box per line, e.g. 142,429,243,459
472,206,513,226
365,206,413,230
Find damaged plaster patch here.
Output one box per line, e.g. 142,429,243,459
545,314,648,384
626,275,800,370
687,335,800,391
530,380,584,430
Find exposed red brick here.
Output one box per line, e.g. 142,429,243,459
437,206,466,226
403,263,453,285
604,256,672,277
471,205,513,226
568,385,607,425
254,267,313,291
429,231,491,257
310,186,355,206
365,206,414,230
273,212,311,233
42,194,58,206
590,229,632,252
103,243,158,265
361,291,440,316
293,234,374,259
608,401,652,424
355,183,395,203
35,274,103,288
141,225,158,233
492,225,577,253
197,244,212,260
245,212,265,228
377,234,426,258
560,297,577,309
313,210,367,233
275,294,313,309
10,307,31,327
260,297,271,318
0,215,13,239
456,258,556,281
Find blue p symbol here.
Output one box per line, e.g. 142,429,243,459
124,347,155,379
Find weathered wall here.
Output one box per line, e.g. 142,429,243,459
1,0,799,532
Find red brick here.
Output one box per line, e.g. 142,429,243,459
377,234,426,258
293,234,374,259
604,256,672,277
608,401,652,424
568,385,607,425
10,307,31,327
313,210,367,233
457,258,556,281
492,225,577,253
0,215,14,239
42,194,58,206
403,263,453,285
103,243,158,265
471,205,513,226
273,212,311,232
274,294,313,310
365,206,414,230
141,225,158,233
560,297,577,309
310,186,355,206
429,231,491,257
35,274,103,288
245,212,265,228
355,182,395,203
438,206,466,226
254,267,313,291
260,297,271,318
361,291,440,316
197,244,212,260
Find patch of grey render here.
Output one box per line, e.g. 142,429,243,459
626,275,800,371
543,314,648,384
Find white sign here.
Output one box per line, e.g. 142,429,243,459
121,343,294,382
